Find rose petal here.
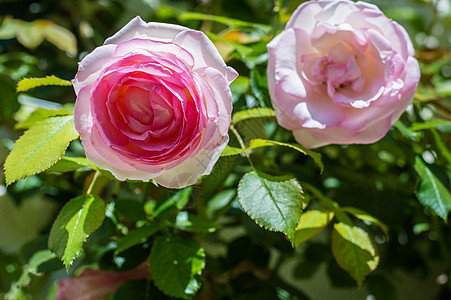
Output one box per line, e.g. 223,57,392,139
104,16,187,45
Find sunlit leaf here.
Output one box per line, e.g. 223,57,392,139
16,21,44,49
48,195,105,269
341,207,389,238
4,116,79,185
0,17,18,39
38,20,77,56
238,171,304,242
222,138,323,171
231,107,275,124
331,223,379,286
414,156,451,222
294,210,334,247
17,75,72,92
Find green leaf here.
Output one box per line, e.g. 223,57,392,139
17,75,72,92
16,250,57,287
115,223,158,255
152,187,192,217
222,145,246,156
253,139,323,171
48,195,105,269
4,116,80,185
238,171,304,242
294,210,334,247
222,138,323,171
231,107,275,124
206,189,236,217
331,223,379,286
341,207,389,238
115,199,146,222
414,156,451,222
6,249,57,299
173,211,219,233
15,107,72,129
47,157,97,173
150,236,205,299
230,76,250,103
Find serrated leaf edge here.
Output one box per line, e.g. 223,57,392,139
237,171,303,243
4,116,79,185
17,75,72,92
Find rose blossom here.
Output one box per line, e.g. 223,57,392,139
73,16,237,188
267,0,420,148
54,263,149,300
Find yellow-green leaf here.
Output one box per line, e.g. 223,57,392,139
231,108,275,124
331,223,379,286
4,116,79,185
341,207,389,238
39,20,77,56
222,138,323,171
17,75,72,92
294,210,334,247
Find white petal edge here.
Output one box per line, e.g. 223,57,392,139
104,16,188,45
172,30,238,84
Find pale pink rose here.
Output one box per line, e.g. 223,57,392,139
73,16,237,188
267,0,420,148
54,263,149,300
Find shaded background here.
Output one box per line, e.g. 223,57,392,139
0,0,451,299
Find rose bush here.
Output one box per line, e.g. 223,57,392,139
73,16,237,188
54,263,150,300
267,0,420,148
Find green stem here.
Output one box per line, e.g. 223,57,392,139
85,171,101,195
301,182,353,225
230,124,256,170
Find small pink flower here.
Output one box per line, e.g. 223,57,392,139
267,0,420,148
54,263,149,300
73,16,237,188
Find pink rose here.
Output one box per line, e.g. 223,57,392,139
267,0,420,148
73,16,237,188
54,263,150,300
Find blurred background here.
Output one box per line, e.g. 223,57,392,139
0,0,450,299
